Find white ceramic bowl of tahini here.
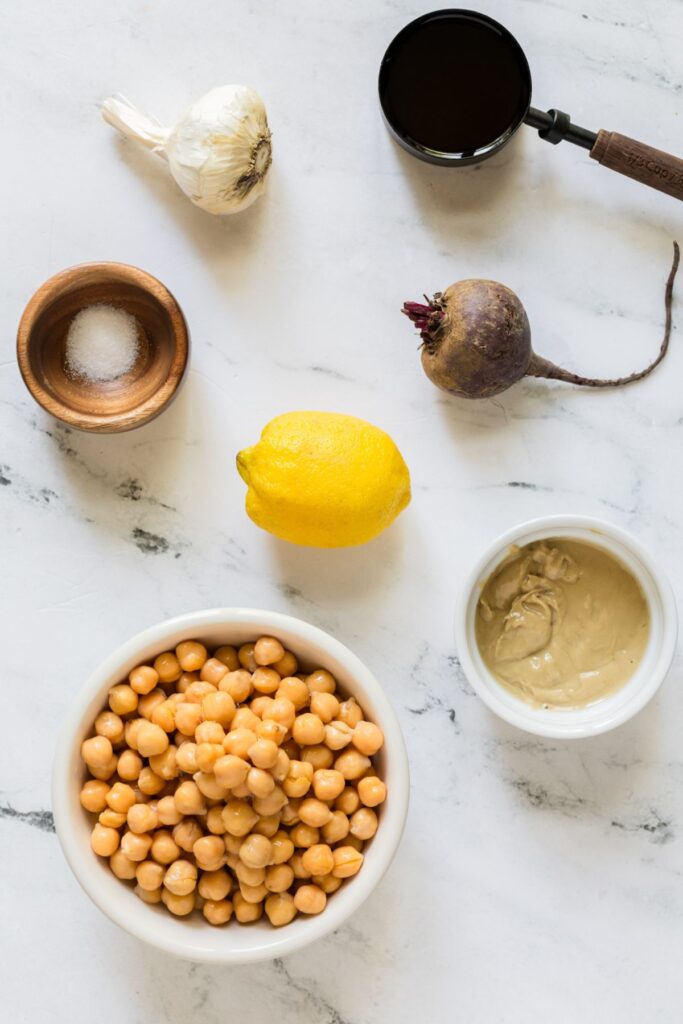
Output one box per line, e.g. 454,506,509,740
52,608,409,963
455,516,677,739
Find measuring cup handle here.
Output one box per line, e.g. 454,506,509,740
590,130,683,200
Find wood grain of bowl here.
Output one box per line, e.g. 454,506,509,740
16,262,189,433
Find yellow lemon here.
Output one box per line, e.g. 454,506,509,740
236,411,411,547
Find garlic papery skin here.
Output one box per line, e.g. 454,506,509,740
101,85,272,215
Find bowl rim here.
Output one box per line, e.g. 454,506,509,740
16,261,189,434
52,607,410,963
454,515,678,739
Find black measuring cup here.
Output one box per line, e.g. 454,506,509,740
379,9,683,200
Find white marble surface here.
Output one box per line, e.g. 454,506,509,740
3,0,683,1019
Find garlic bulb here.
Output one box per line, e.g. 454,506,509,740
101,85,272,215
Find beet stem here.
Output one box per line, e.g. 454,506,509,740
402,295,445,348
527,241,680,388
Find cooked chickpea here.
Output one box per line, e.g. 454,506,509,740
263,697,296,729
335,786,361,815
306,669,336,695
175,741,198,774
195,742,225,773
206,805,228,835
103,783,135,816
176,671,198,693
151,830,181,865
202,691,236,727
173,819,204,853
81,735,113,770
213,754,249,789
289,851,312,879
265,892,297,927
136,860,165,891
117,749,143,781
231,781,251,799
233,891,263,923
153,796,181,828
252,667,281,695
312,873,343,895
248,737,279,770
334,748,371,780
292,713,325,746
272,748,290,783
151,700,176,733
90,823,120,857
214,645,240,671
264,863,294,893
88,754,118,781
127,803,159,834
136,884,163,904
194,772,227,800
129,664,159,695
203,899,233,925
199,657,228,685
138,688,166,720
124,718,144,751
299,798,333,828
174,780,205,816
273,650,298,677
240,881,268,904
108,683,138,716
253,786,287,817
99,808,126,828
352,721,384,756
80,779,110,813
175,703,203,736
235,861,266,886
223,727,257,759
199,868,232,901
239,833,272,869
195,720,224,744
110,848,137,879
332,846,364,878
357,776,387,807
324,720,354,751
337,697,363,728
222,799,259,837
344,834,364,852
154,651,182,683
270,831,295,864
121,831,152,862
350,807,378,840
163,859,197,896
290,822,319,848
184,680,216,704
322,810,350,844
176,640,207,672
246,767,275,799
250,695,274,719
253,814,281,838
310,692,340,724
283,759,314,799
312,769,345,802
276,676,310,709
301,744,334,770
162,890,196,916
228,701,258,727
224,833,244,857
294,884,327,915
95,710,124,745
137,767,165,796
193,835,226,871
301,844,335,876
149,745,179,781
254,636,285,666
238,643,258,672
136,721,170,758
219,669,252,703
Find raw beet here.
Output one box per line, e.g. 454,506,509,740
403,243,679,400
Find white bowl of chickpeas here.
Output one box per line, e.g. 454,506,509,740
52,608,409,962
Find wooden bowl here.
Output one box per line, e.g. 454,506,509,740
17,262,189,433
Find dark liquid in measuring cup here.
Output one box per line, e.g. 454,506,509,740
379,12,531,156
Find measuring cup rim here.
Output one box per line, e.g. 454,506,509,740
378,7,533,166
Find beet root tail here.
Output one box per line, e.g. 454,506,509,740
527,241,679,389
